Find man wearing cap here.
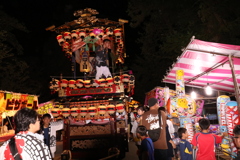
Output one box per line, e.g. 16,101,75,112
142,97,168,160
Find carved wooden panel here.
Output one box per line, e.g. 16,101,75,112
70,124,111,136
71,138,110,150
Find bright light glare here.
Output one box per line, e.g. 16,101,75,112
191,91,197,99
205,85,212,95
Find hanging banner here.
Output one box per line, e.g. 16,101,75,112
2,93,38,111
176,70,185,98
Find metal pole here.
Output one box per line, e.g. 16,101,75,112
228,54,240,111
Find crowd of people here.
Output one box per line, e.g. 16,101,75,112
1,99,240,160
128,97,240,160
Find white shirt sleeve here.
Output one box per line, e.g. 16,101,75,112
167,119,175,138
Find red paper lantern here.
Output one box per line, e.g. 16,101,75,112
98,104,107,117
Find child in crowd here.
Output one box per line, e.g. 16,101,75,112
131,106,146,160
136,125,154,160
40,113,64,158
178,127,192,160
191,118,227,160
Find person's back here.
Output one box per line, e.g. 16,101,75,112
178,127,192,160
137,125,154,160
192,118,226,160
142,98,167,160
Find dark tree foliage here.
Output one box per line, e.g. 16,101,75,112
127,0,240,103
0,8,42,94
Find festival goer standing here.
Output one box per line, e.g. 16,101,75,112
178,127,193,160
142,98,168,160
0,108,52,160
40,113,64,158
192,118,227,160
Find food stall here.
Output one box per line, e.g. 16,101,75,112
162,36,240,158
0,91,38,143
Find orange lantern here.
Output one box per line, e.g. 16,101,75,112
60,79,68,89
63,32,72,41
61,108,70,118
98,78,107,87
79,30,86,40
107,103,116,115
116,102,125,115
51,108,61,118
84,80,91,88
91,79,99,88
70,107,79,117
114,76,121,85
79,106,88,119
56,35,65,46
121,74,130,82
76,79,84,88
71,30,79,40
105,27,113,37
68,80,76,89
106,77,114,86
98,104,107,117
88,105,97,119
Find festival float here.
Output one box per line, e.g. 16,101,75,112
0,91,38,142
162,36,240,158
45,8,133,159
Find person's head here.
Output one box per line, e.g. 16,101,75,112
42,113,52,126
178,127,188,139
199,118,210,131
14,108,40,134
103,39,111,49
136,125,148,138
137,106,145,116
158,106,167,115
128,107,133,112
233,125,240,148
148,98,159,110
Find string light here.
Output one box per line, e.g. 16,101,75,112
205,83,212,95
191,90,197,99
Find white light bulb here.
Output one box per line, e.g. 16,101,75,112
191,91,197,99
205,85,212,95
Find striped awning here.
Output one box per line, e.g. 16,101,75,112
162,37,240,93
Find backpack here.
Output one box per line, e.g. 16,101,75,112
147,110,162,142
